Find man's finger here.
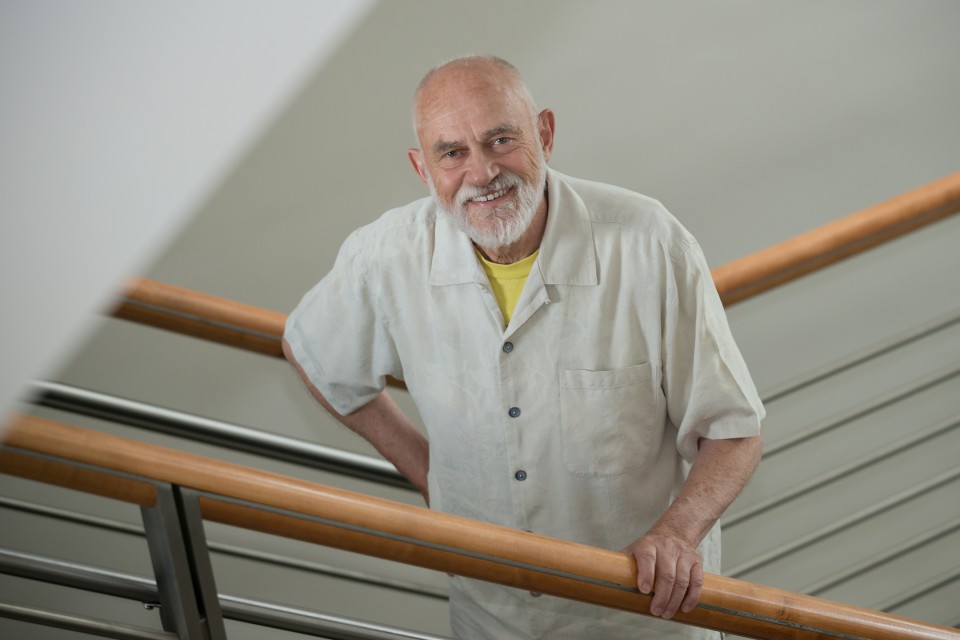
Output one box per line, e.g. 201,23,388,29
650,547,678,617
659,550,696,619
680,558,704,614
625,542,657,595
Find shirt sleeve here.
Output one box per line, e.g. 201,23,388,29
284,230,402,415
662,241,765,461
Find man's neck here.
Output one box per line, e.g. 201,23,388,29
475,191,549,265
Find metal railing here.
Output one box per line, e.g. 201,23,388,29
0,548,447,640
3,414,959,640
29,380,410,490
0,495,446,601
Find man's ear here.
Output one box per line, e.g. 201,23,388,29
537,108,556,162
408,148,430,186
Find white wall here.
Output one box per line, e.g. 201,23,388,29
0,0,375,430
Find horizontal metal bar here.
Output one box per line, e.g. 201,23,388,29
0,495,144,535
221,593,450,640
0,548,450,640
0,600,174,640
726,466,960,578
800,515,960,597
0,496,447,600
761,363,960,459
760,309,960,404
874,568,960,614
0,548,158,603
725,415,960,527
29,380,413,490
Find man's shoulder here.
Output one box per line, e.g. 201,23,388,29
343,195,439,252
354,195,438,236
553,170,696,255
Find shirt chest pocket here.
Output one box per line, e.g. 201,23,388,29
559,362,664,476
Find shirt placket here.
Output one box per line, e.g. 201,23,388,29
498,271,553,620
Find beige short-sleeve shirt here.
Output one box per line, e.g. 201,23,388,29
285,169,764,639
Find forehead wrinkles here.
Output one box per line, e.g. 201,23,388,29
414,69,534,144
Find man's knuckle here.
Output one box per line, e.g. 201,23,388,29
634,549,657,562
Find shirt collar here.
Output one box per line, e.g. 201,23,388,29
429,168,598,286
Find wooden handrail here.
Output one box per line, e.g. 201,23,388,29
3,414,958,640
110,171,960,353
110,277,409,390
713,170,960,305
111,278,287,358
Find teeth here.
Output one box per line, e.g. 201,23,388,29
472,187,508,203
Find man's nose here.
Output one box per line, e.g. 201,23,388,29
465,149,500,186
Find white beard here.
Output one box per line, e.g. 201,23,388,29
429,155,546,250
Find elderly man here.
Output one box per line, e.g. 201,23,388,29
284,55,764,639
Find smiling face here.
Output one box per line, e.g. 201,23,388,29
408,58,555,256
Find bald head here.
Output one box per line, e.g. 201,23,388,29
405,55,556,260
413,55,538,139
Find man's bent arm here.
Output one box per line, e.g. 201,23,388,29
622,434,763,620
282,338,431,504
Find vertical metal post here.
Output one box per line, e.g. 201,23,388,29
141,485,226,640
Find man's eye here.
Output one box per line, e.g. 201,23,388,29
442,150,461,159
492,137,511,145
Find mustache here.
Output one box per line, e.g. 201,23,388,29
456,174,521,204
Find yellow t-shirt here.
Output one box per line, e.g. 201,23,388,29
476,249,539,325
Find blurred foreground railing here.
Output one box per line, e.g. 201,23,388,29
3,414,958,640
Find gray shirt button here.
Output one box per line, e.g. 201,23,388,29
502,342,514,353
514,470,527,481
508,406,521,418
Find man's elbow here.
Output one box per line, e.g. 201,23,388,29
281,336,294,362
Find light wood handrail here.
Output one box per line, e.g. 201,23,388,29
110,171,960,353
112,278,287,358
713,171,960,305
3,415,958,640
111,277,409,390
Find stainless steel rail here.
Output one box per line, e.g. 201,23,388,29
799,515,960,596
724,415,960,527
0,496,447,601
759,309,960,405
759,364,960,459
29,380,411,490
0,601,174,640
0,548,451,640
222,594,450,640
874,568,960,615
726,466,960,578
